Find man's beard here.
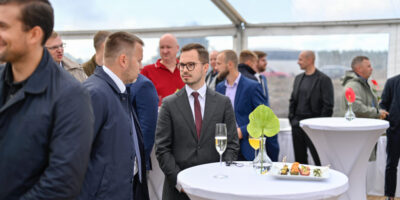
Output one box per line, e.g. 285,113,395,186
217,70,229,80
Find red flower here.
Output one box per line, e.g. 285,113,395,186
345,87,356,103
371,79,379,90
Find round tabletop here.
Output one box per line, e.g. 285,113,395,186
300,117,389,131
177,162,349,200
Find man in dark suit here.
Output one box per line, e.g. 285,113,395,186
380,74,400,200
215,50,270,161
156,44,239,200
128,74,159,170
289,50,334,166
79,32,149,200
0,1,94,199
237,50,278,161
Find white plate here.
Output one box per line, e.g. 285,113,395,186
269,162,330,181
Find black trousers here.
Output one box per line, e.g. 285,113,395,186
291,125,321,166
385,128,400,197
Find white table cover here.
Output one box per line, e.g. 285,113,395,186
300,117,389,200
177,162,348,200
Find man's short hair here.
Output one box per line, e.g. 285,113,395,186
351,56,369,70
254,51,267,59
0,0,54,46
239,50,257,64
104,31,144,61
180,43,209,64
94,31,111,51
221,50,238,68
48,31,58,39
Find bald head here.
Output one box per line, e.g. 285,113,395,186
209,50,218,70
159,33,179,64
298,50,316,72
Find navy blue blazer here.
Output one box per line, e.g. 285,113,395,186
216,75,271,161
238,63,270,106
79,67,149,200
127,74,159,170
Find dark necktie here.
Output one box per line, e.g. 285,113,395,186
259,75,266,96
192,92,202,139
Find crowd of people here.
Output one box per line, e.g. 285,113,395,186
0,0,399,200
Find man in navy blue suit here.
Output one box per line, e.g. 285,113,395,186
79,32,149,200
238,50,279,161
216,50,274,161
127,74,159,170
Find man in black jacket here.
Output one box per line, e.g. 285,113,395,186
0,1,94,199
380,74,400,200
289,50,334,166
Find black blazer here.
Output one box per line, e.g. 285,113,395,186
380,74,400,132
289,69,334,126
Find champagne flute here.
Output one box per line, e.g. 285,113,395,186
248,136,260,159
214,123,228,179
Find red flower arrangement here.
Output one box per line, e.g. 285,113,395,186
345,87,356,103
371,79,381,102
371,79,379,90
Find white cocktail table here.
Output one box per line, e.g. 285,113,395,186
300,117,389,200
178,162,348,200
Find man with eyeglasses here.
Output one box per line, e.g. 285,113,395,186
45,31,87,82
155,43,239,200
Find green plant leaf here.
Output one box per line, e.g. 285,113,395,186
246,105,280,138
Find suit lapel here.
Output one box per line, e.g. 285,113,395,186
234,76,245,110
175,89,198,141
293,73,304,101
200,88,217,143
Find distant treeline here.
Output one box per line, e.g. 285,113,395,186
262,50,388,70
317,50,388,69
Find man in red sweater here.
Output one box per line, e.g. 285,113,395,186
141,33,184,105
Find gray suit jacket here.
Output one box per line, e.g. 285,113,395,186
155,87,239,200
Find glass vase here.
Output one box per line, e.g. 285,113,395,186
345,102,356,121
253,136,272,174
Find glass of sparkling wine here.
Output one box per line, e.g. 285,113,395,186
214,123,228,179
249,136,260,161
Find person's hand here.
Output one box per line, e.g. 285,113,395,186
379,109,389,119
237,128,243,139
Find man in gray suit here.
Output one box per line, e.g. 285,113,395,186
155,43,239,200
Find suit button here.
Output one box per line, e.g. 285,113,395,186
197,145,200,150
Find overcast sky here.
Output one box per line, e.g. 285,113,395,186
49,0,399,63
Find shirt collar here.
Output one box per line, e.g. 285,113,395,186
155,58,179,69
3,63,27,86
185,83,207,99
103,65,126,93
354,71,368,84
225,73,241,88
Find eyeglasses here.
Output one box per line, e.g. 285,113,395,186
46,43,66,51
177,62,203,71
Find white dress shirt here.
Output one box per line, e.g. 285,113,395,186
103,66,138,175
185,83,207,121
